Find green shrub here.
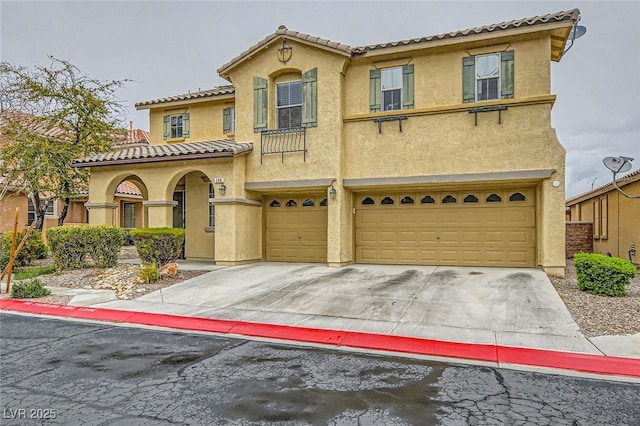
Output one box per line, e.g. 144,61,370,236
130,228,185,267
0,230,47,270
574,252,637,297
11,278,51,299
84,226,126,268
46,225,127,269
138,262,160,283
46,227,88,269
15,265,56,280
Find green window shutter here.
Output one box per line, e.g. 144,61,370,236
163,115,170,139
462,56,475,103
402,64,414,109
182,113,190,138
253,77,268,132
223,108,232,133
369,69,381,112
302,67,318,128
501,50,514,99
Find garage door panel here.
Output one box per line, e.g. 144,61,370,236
355,188,535,267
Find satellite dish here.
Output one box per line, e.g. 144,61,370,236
569,25,587,40
603,156,633,173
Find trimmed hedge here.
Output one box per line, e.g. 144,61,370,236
574,252,637,297
130,228,185,267
0,230,47,270
46,226,126,270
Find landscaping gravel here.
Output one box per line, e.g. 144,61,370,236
549,259,640,338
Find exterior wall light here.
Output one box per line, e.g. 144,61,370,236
329,185,337,200
219,183,226,195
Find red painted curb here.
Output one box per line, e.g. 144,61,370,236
1,300,639,378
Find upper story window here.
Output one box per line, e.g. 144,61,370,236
381,67,403,111
463,51,514,103
253,68,317,133
277,81,303,129
370,64,414,113
223,107,235,134
163,113,190,140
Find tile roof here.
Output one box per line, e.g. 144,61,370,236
216,9,579,76
135,85,235,109
115,181,142,196
566,169,640,205
71,140,252,167
352,9,580,53
117,128,150,146
0,110,68,139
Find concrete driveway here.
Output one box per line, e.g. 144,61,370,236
93,263,598,354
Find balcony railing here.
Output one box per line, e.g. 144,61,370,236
260,127,306,163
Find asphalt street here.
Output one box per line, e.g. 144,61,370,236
0,313,638,425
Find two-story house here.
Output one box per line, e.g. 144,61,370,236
72,9,580,276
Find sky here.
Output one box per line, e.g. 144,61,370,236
1,0,638,198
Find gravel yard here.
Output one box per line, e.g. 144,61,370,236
549,259,640,337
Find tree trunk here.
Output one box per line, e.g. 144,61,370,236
58,197,70,226
29,191,46,231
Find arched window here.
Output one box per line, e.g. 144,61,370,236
381,196,394,205
442,195,457,204
362,197,375,205
269,200,281,207
286,199,297,207
464,194,479,203
421,195,435,204
486,193,502,202
319,198,328,207
509,192,526,202
302,199,315,207
400,196,415,204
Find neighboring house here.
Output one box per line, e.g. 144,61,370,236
0,113,148,233
73,9,580,275
565,170,640,264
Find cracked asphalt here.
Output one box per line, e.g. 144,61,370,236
0,314,638,425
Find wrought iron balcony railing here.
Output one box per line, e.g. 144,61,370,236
260,127,306,163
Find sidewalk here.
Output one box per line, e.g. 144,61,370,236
1,261,639,381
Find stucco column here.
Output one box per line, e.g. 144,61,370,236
213,199,262,266
85,202,117,225
143,200,177,228
539,177,566,277
326,183,353,267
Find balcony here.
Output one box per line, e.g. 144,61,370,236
260,127,306,163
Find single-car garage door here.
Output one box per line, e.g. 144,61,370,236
355,188,535,267
265,195,328,262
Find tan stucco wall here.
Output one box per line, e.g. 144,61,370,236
568,180,640,264
148,99,235,146
0,193,28,232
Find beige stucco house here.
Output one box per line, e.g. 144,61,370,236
566,170,639,264
73,9,581,276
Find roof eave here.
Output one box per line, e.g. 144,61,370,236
70,151,236,168
566,173,640,206
135,93,235,110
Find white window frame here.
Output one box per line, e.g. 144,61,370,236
381,66,403,111
208,183,215,228
228,107,236,134
276,80,303,129
475,53,501,102
170,114,184,138
122,202,136,229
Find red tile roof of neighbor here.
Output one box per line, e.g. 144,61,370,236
139,9,579,108
115,181,142,197
566,169,640,205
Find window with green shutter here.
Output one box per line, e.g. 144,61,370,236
223,107,235,134
463,51,514,103
254,77,268,132
163,113,189,139
370,65,414,112
302,68,317,127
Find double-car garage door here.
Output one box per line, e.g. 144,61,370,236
265,188,536,267
355,188,535,267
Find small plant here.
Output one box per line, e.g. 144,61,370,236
138,262,160,284
574,252,637,297
11,278,51,299
14,265,56,280
130,228,185,267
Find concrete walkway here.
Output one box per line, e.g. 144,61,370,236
69,262,637,358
